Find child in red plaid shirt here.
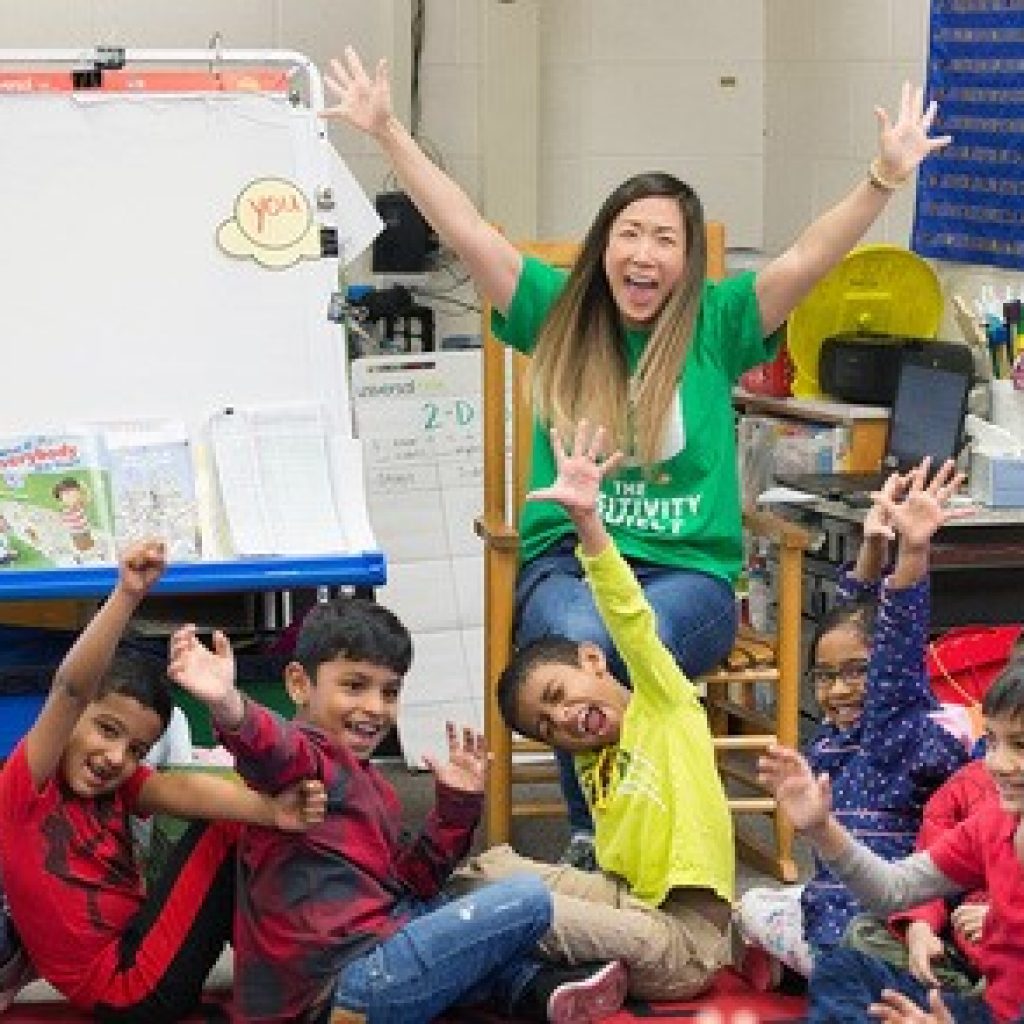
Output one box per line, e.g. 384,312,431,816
170,597,627,1024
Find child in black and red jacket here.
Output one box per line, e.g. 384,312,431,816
169,597,628,1024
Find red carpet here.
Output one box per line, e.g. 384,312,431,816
3,970,806,1022
441,969,806,1022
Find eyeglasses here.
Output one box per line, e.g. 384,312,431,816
808,659,869,689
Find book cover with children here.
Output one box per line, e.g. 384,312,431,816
0,433,115,568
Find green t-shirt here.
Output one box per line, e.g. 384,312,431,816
574,542,735,906
491,256,780,582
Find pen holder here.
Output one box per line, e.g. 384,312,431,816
990,379,1024,444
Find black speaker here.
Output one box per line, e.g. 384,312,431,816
818,334,974,405
372,192,432,273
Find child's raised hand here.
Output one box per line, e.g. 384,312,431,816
526,421,623,517
117,539,166,601
756,745,831,833
881,458,972,549
271,778,328,833
422,722,488,795
863,470,906,540
168,625,242,726
322,47,392,139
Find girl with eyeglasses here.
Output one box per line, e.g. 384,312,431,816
733,459,972,991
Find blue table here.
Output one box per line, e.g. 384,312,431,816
0,551,387,600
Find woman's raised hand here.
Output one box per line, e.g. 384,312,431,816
323,46,393,139
874,81,952,184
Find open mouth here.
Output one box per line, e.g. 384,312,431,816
345,721,383,748
576,704,607,738
84,758,114,788
993,778,1024,804
623,276,659,310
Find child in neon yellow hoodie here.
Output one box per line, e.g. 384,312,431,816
458,421,733,1002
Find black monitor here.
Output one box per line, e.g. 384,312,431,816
884,361,971,475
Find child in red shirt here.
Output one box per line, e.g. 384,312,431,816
0,540,325,1021
761,655,1024,1023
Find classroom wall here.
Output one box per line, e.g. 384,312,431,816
3,1,1017,335
763,0,927,253
417,1,765,247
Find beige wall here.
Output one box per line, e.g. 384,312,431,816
3,1,1016,335
764,0,929,253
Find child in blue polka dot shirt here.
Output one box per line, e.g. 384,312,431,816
734,457,971,987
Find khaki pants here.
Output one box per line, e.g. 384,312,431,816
451,844,728,1002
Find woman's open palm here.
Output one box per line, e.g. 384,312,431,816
875,82,952,181
323,46,392,138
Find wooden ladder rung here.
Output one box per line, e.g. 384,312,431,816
727,796,777,813
513,799,568,818
510,763,560,784
702,667,780,684
713,734,776,751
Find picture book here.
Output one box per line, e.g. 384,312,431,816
98,420,202,560
0,433,115,569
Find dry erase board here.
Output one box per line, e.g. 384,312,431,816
0,84,357,435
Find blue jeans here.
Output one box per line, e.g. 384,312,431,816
334,875,550,1024
808,948,993,1024
514,537,738,835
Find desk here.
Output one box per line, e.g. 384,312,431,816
734,389,890,471
777,497,1024,628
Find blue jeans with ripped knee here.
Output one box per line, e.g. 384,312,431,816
514,537,738,836
333,875,550,1024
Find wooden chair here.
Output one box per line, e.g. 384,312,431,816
473,226,812,882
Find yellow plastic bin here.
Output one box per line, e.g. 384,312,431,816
788,244,943,398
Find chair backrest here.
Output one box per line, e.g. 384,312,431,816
480,222,726,533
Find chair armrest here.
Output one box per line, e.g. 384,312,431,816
474,515,521,553
742,507,814,552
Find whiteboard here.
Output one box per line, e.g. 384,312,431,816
0,83,362,437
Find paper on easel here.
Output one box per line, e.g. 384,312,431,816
209,404,367,556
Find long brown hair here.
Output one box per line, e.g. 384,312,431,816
530,172,706,467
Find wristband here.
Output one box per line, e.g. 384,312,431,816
868,156,908,193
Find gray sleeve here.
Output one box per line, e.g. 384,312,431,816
824,844,964,914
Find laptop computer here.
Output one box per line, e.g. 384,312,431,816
775,359,971,501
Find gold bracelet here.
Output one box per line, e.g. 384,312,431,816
868,156,908,193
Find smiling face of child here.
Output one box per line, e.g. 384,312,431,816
60,692,163,797
286,656,401,761
984,711,1024,813
811,624,870,730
